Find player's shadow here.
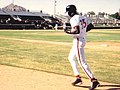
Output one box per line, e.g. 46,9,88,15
100,84,120,90
74,84,120,90
73,85,90,89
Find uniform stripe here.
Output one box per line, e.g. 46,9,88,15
77,38,92,79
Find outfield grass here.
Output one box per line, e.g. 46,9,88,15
0,29,120,84
87,30,120,42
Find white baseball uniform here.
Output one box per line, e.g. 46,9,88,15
68,15,94,80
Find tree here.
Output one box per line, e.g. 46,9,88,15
98,12,105,17
87,11,95,17
110,12,120,20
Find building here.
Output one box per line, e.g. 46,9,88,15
0,3,62,29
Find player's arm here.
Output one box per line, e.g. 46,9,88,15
64,25,80,34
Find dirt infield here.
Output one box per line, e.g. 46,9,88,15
0,65,120,90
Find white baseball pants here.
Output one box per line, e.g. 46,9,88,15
68,37,94,79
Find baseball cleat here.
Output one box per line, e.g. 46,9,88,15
90,79,100,90
72,78,82,86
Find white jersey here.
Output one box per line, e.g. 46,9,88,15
70,15,90,38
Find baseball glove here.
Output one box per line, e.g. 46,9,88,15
64,27,71,33
86,23,94,32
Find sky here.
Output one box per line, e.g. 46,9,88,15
0,0,120,15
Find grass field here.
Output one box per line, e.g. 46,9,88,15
0,29,120,84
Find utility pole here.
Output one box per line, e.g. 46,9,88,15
119,8,120,16
54,0,57,17
12,0,14,4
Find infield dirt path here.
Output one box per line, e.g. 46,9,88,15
0,65,120,90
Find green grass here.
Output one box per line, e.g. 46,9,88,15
0,30,72,42
0,29,120,84
87,30,120,42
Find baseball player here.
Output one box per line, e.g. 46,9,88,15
64,5,100,90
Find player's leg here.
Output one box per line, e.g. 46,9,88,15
78,47,94,79
68,43,80,76
76,38,94,79
76,38,100,89
68,39,82,85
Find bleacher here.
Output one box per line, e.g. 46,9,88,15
0,3,119,30
87,14,120,26
0,3,63,29
0,10,63,29
55,13,120,28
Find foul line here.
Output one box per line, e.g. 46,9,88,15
0,36,72,46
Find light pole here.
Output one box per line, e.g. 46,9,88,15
12,0,14,4
54,0,57,17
